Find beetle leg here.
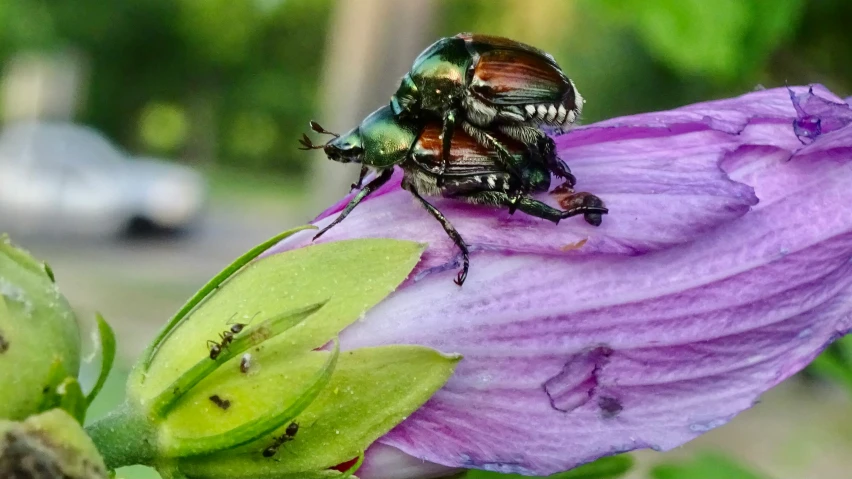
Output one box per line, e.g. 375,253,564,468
460,122,525,181
437,110,457,188
557,191,608,226
351,165,370,191
536,135,576,188
313,168,394,240
456,191,607,226
403,179,470,286
467,124,526,214
497,125,576,187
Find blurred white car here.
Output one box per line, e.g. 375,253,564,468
0,121,206,238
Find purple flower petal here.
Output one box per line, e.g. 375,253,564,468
789,86,852,143
268,85,852,476
356,443,462,479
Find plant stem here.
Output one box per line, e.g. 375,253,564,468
85,403,157,470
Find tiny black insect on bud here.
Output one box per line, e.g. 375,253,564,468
207,341,222,360
261,421,299,458
209,394,231,410
207,313,258,360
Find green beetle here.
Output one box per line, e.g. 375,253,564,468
390,33,583,187
300,106,606,286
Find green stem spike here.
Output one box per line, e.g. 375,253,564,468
86,313,116,406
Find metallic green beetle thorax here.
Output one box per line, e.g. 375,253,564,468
407,37,472,113
358,107,420,168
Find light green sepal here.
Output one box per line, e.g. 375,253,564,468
177,345,460,477
136,238,425,403
134,225,317,381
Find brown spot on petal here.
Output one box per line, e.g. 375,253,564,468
560,239,588,252
598,396,623,419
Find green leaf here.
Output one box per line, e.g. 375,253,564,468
37,359,73,411
86,313,117,406
177,345,460,477
35,358,88,423
137,238,425,403
650,452,769,479
808,336,852,394
740,0,804,69
598,0,802,81
552,455,634,479
464,454,633,479
57,376,88,424
0,234,51,279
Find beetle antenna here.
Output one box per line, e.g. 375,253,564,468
298,133,325,150
309,121,339,138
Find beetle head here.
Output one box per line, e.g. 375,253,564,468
390,74,420,118
301,107,419,169
323,128,364,164
299,121,364,164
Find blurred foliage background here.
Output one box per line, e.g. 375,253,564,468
3,1,852,478
1,0,849,178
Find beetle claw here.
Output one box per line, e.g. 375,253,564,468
584,212,603,226
454,269,467,286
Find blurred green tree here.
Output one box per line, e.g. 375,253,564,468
0,0,849,177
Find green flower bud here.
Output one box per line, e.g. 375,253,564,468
0,235,81,421
0,408,108,479
86,227,460,478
